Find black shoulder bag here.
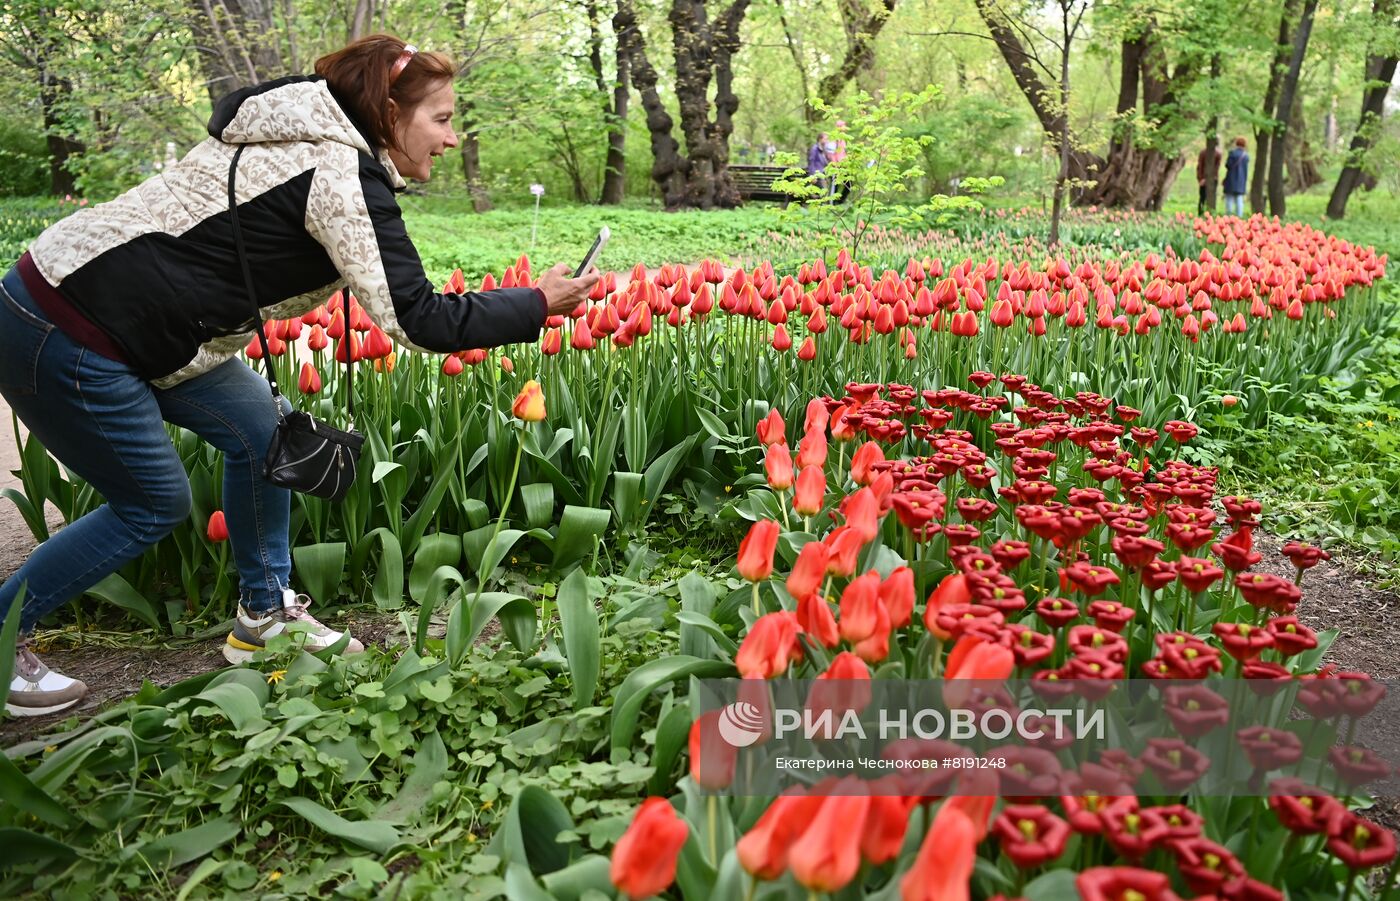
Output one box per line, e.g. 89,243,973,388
228,145,365,502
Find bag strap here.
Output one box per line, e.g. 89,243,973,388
227,145,354,424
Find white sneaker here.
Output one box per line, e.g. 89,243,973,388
7,638,88,716
223,589,365,664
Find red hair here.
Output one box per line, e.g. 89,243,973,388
314,34,455,153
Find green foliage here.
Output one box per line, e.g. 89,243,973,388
772,88,1004,261
1,570,701,897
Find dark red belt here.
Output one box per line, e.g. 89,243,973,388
17,251,128,364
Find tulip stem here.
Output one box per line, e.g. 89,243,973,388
1339,870,1357,901
707,795,718,865
462,431,525,663
752,581,761,616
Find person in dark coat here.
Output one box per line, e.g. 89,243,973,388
1222,136,1249,217
1196,140,1221,216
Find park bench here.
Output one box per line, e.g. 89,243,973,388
728,164,790,203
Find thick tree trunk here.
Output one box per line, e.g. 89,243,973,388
189,0,285,104
36,65,81,196
1268,0,1319,216
1252,0,1301,214
1204,54,1222,213
1081,25,1193,209
617,0,750,209
972,0,1101,184
1327,0,1397,219
590,1,629,205
806,0,898,122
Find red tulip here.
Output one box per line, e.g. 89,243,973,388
879,566,915,629
610,797,690,900
765,442,794,491
850,440,884,486
838,571,884,644
793,465,826,516
737,519,781,582
756,409,786,446
787,791,870,891
737,789,827,880
206,511,228,543
736,611,803,678
689,710,738,790
787,541,830,600
901,803,978,901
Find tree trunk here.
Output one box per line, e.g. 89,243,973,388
617,0,750,209
1204,54,1221,213
36,64,81,195
1267,0,1319,216
457,97,492,212
590,1,629,205
1080,25,1194,209
1284,96,1323,193
1327,0,1397,219
189,0,285,104
349,0,375,41
973,0,1101,184
1252,0,1301,214
807,0,898,122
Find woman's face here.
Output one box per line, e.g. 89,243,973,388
388,81,458,181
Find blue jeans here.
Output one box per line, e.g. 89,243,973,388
1224,193,1245,216
0,266,291,632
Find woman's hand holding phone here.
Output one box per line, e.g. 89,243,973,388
538,262,601,318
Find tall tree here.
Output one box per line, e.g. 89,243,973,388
587,0,630,205
970,0,1101,186
1266,0,1319,216
616,0,752,209
805,0,899,123
1251,0,1302,214
188,0,290,103
1327,0,1398,218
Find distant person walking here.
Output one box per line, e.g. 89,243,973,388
1196,140,1221,216
1222,137,1249,217
807,133,831,197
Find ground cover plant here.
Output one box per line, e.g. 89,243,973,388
2,208,1398,900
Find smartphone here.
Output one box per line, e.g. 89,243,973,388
573,226,610,279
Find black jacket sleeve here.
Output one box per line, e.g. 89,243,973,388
306,150,546,353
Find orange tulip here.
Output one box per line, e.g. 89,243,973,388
900,804,978,901
787,789,871,891
297,361,322,395
206,510,228,543
442,354,464,376
511,379,546,421
610,797,690,900
737,519,781,582
797,429,828,469
737,790,827,880
863,795,916,866
842,487,880,543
